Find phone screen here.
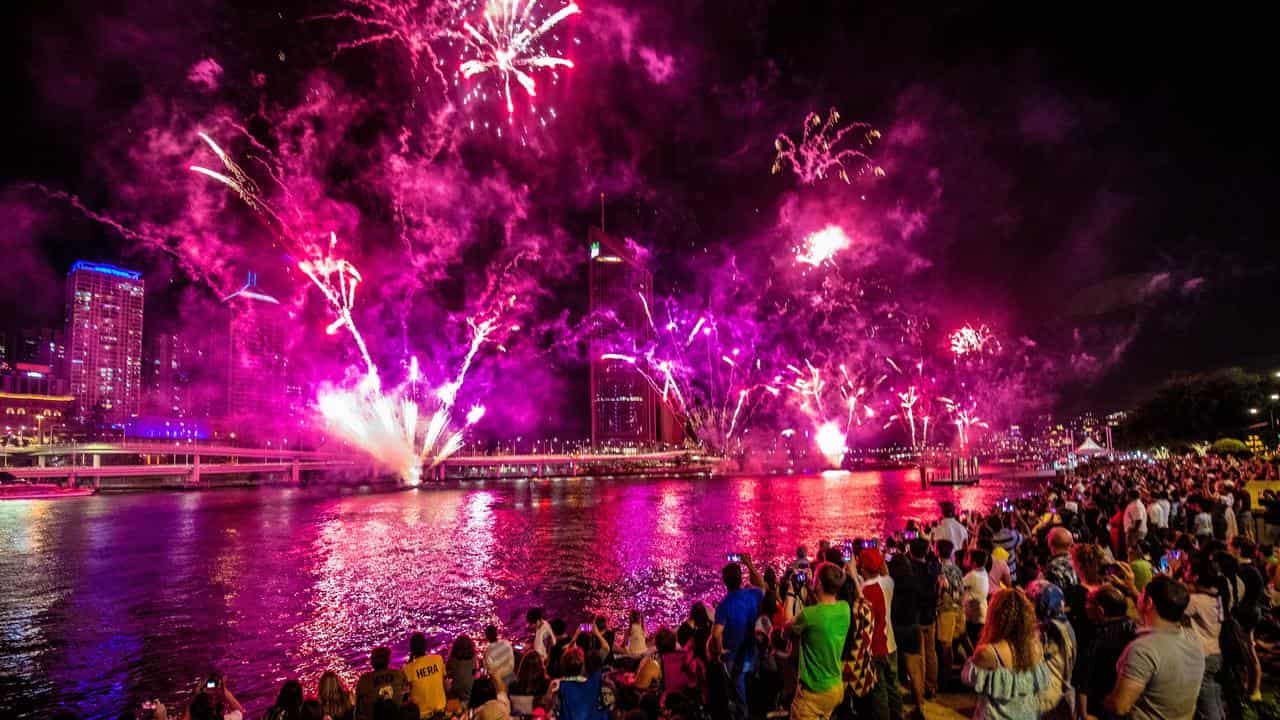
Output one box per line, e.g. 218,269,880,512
579,623,592,634
726,553,742,563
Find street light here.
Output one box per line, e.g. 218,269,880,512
1249,408,1260,415
1271,394,1280,401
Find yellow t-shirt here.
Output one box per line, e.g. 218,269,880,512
403,654,446,716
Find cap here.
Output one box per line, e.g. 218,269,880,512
858,547,885,574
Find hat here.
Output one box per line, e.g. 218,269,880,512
1026,579,1067,621
992,547,1010,562
858,548,885,574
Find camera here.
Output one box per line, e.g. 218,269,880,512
793,571,808,586
726,553,742,563
578,623,593,634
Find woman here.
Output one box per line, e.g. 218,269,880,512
510,650,551,715
261,680,303,720
470,675,511,720
317,671,354,720
635,627,694,696
446,635,479,709
1185,554,1226,720
550,646,608,720
961,588,1048,720
1025,581,1075,720
625,610,648,657
835,571,878,720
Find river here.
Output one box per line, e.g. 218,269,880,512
0,470,1044,718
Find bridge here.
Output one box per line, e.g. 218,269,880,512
0,442,717,489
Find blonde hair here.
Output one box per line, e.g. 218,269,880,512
318,671,353,719
979,589,1043,671
1071,543,1106,586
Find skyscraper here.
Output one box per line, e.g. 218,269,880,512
588,227,659,446
221,274,288,427
65,261,144,426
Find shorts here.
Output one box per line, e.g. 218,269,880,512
790,682,844,720
936,609,962,644
893,624,921,655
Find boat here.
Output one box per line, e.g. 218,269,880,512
0,476,96,500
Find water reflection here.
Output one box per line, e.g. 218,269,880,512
0,470,1039,719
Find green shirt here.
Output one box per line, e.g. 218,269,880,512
792,600,851,692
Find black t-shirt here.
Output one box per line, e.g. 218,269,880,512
887,555,921,627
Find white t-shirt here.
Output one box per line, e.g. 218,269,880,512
962,569,990,624
931,517,969,550
533,621,555,661
1146,500,1168,529
1124,499,1148,538
861,574,897,654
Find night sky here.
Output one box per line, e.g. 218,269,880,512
2,0,1276,437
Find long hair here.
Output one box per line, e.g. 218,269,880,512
449,634,476,662
318,671,353,719
1071,543,1106,586
979,588,1043,671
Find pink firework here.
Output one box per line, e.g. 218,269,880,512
459,0,581,115
772,107,884,184
795,224,853,267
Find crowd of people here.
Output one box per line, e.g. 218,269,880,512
127,453,1280,720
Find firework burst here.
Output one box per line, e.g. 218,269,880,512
949,323,999,357
772,107,884,184
458,0,581,115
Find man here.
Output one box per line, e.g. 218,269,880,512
1146,490,1169,531
930,502,968,551
933,539,964,693
711,554,766,720
1044,527,1079,591
1231,536,1266,701
908,538,941,699
961,550,989,645
888,552,926,720
1080,586,1137,720
1123,489,1148,553
355,646,408,720
403,633,446,719
484,625,516,688
858,547,899,720
783,564,852,720
528,608,554,663
1105,575,1205,720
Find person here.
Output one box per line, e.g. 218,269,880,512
961,588,1048,720
962,549,990,645
318,671,355,720
1025,581,1075,720
183,672,244,720
991,515,1022,581
402,633,446,719
1147,491,1169,531
508,649,551,714
711,554,766,720
887,553,926,719
547,619,571,677
528,609,555,663
471,670,510,720
935,540,965,671
835,564,878,719
907,538,941,699
1080,586,1137,720
635,627,696,700
1043,528,1078,592
1123,489,1148,554
782,564,851,720
791,545,813,575
624,610,648,657
484,626,516,688
1104,575,1206,720
931,502,969,551
550,647,607,720
262,680,304,720
857,547,898,720
355,647,407,720
298,700,324,720
1183,555,1226,720
445,635,478,710
1229,536,1266,701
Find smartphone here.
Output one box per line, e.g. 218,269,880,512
726,553,742,563
205,679,218,690
841,540,854,562
1168,550,1184,562
513,642,525,652
1158,557,1170,573
579,623,593,634
903,530,917,541
860,538,879,550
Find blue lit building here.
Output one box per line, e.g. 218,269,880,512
65,261,145,426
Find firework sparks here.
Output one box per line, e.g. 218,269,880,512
772,107,884,184
949,323,998,357
814,420,848,466
459,0,581,115
192,133,503,485
942,397,988,450
795,225,853,267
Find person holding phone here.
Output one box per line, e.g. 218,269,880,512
711,553,765,720
182,672,243,720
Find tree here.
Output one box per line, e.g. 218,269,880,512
1209,437,1250,458
1120,367,1267,448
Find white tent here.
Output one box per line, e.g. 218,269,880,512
1075,437,1107,456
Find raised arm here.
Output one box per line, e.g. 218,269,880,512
742,553,766,590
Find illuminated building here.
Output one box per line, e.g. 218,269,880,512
220,273,288,429
144,332,203,418
65,261,145,426
588,228,663,445
1,363,72,443
16,327,66,376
